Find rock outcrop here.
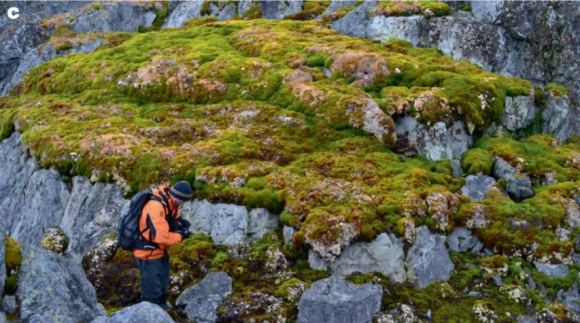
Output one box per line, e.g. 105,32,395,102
395,116,472,161
407,226,454,288
176,272,232,323
17,247,106,322
308,233,406,284
298,275,382,323
180,200,279,246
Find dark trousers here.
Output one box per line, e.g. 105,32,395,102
135,253,169,306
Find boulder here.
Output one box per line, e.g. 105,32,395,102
95,301,175,323
1,40,102,97
542,95,578,141
460,174,496,201
17,247,106,322
40,226,69,255
502,93,538,131
297,275,382,323
176,272,232,323
534,262,569,278
407,226,454,288
330,233,406,283
331,0,378,38
163,0,204,28
395,116,472,161
180,200,278,245
446,227,484,254
493,157,517,180
60,176,127,260
428,12,507,71
0,312,5,323
506,175,534,201
10,168,70,247
0,133,39,236
70,2,156,33
557,284,579,314
368,16,426,47
259,0,303,20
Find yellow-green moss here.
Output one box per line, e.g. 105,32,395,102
373,0,451,17
545,83,569,97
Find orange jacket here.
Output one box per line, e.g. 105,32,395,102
133,186,183,260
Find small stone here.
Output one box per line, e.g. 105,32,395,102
506,175,534,201
283,226,296,244
407,226,454,288
461,175,496,201
472,301,497,323
40,226,70,255
176,272,232,323
534,262,569,278
105,302,175,322
1,295,17,315
297,275,382,323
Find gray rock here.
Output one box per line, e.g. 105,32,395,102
331,0,378,38
395,116,472,161
542,94,579,141
1,39,102,96
10,168,70,247
534,262,569,278
460,174,496,201
471,1,505,24
446,227,484,254
557,284,579,314
180,199,277,245
330,233,406,283
429,12,507,71
71,2,156,33
0,133,39,235
407,226,454,288
502,93,538,131
60,176,127,261
163,0,204,28
17,247,106,322
283,226,296,244
323,0,359,16
368,16,426,47
298,275,382,323
105,301,174,323
247,208,279,240
176,272,232,323
506,175,534,201
308,249,329,271
493,157,516,180
0,312,5,323
0,236,4,300
259,0,303,20
492,275,503,287
1,295,17,316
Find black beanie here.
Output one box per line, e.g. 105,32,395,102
169,181,193,201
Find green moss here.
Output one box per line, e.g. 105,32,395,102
462,148,494,175
373,1,450,17
545,83,568,97
4,236,22,295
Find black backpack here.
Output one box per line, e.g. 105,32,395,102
117,190,168,251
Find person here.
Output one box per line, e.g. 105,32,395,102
133,180,193,308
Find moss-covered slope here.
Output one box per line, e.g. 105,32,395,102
0,19,576,264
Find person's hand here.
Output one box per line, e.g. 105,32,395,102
178,229,191,241
178,218,191,229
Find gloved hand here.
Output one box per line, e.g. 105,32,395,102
177,229,191,241
178,217,191,229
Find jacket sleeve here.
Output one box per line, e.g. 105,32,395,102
143,201,182,248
